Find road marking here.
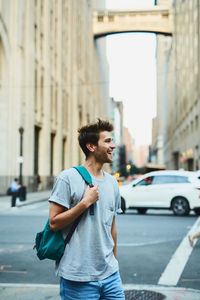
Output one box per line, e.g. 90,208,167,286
118,239,178,247
0,270,27,274
0,245,32,254
0,265,27,274
181,278,200,282
158,217,200,286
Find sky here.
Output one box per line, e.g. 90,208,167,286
105,0,157,146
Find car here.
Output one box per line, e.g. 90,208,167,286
119,170,200,216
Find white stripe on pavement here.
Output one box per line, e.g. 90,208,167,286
118,239,178,247
158,217,200,286
119,243,156,247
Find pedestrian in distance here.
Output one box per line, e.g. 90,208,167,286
9,178,26,207
9,178,21,207
189,231,200,247
49,119,125,300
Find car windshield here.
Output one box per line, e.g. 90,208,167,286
135,177,154,186
152,175,189,184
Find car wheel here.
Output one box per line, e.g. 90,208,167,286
121,197,126,214
172,197,190,216
137,208,147,215
194,208,200,216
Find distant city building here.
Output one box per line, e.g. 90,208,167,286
0,0,109,193
154,33,172,165
150,117,157,163
157,0,200,171
133,145,149,168
124,127,134,164
111,98,124,174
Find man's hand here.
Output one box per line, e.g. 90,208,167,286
82,184,99,207
49,184,99,232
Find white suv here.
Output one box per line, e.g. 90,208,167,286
120,170,200,216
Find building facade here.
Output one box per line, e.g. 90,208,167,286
0,0,110,193
133,145,149,168
160,0,200,171
110,98,124,174
154,33,172,166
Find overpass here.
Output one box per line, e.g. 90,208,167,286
93,6,173,37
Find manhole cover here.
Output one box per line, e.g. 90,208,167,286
124,289,166,300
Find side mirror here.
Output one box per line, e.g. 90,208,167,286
132,184,136,188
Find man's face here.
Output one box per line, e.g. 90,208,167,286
93,131,116,164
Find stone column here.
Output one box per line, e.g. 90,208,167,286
53,1,63,175
23,0,35,187
8,0,24,178
38,1,51,187
71,0,79,166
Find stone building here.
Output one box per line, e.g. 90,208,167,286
156,0,200,171
111,98,124,174
0,0,110,193
155,33,172,166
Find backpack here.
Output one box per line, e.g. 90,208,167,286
7,187,12,195
34,166,94,261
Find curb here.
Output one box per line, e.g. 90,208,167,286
0,196,49,212
17,198,48,207
123,284,200,300
0,283,200,300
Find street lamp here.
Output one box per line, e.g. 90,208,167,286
18,126,24,185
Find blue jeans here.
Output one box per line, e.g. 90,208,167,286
60,271,125,300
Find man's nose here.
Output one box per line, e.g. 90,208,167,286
111,142,116,149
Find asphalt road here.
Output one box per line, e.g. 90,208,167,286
0,201,199,291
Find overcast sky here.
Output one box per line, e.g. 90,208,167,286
105,0,156,146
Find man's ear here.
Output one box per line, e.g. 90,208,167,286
86,143,96,153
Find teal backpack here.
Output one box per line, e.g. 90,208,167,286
34,166,94,261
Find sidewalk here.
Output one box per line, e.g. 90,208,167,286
0,190,51,211
0,283,200,300
0,191,200,299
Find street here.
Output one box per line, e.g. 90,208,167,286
117,211,200,290
0,201,199,292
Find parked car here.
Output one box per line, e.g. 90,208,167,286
120,170,200,216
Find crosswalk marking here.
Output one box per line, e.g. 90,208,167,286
118,239,178,247
158,217,200,286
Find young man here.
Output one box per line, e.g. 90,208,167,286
49,119,125,300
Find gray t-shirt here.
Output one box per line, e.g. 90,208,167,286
49,167,121,282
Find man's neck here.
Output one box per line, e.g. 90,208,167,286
83,159,104,178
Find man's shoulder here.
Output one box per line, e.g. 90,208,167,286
57,167,78,182
104,171,116,183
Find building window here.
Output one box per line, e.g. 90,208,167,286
40,73,44,115
108,15,114,22
62,138,66,170
195,115,199,128
34,126,40,175
98,16,104,22
34,69,38,112
191,120,194,132
50,133,55,176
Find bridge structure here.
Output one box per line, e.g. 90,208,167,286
93,6,173,38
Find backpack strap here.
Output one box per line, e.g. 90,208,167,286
63,166,94,247
64,214,83,246
73,166,94,215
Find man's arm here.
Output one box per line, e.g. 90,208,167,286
111,216,117,259
49,184,99,232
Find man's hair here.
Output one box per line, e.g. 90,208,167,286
78,118,114,158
